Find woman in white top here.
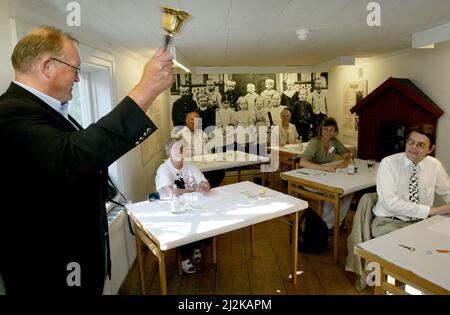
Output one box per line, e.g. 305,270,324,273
155,138,211,274
279,109,299,146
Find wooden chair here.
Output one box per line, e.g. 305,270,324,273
345,192,377,290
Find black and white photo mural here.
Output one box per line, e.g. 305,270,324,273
170,72,329,151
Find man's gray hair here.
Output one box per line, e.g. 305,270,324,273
11,25,78,73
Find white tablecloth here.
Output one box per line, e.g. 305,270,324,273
127,181,308,250
358,215,450,291
281,159,378,195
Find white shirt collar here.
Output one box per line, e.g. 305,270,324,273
402,153,427,171
14,81,68,119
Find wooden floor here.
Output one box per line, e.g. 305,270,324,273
119,168,373,295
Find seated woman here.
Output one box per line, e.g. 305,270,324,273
299,117,352,230
155,138,211,274
279,108,300,146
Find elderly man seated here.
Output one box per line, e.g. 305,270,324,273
155,138,211,274
172,111,225,187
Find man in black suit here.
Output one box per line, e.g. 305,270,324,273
0,26,175,294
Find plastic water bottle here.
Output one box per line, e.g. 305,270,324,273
171,184,180,213
347,154,355,175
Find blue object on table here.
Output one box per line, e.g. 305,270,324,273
148,192,160,201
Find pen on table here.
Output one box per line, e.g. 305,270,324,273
296,171,310,175
398,244,415,251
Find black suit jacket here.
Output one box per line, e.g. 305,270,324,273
0,83,156,294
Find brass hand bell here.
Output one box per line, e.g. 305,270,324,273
161,5,191,50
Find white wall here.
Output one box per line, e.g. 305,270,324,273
109,49,171,202
0,6,14,92
328,42,450,170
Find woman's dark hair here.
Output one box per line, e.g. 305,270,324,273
318,117,338,137
409,124,436,146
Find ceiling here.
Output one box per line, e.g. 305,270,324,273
12,0,450,68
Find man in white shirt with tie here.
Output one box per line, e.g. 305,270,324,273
372,124,450,237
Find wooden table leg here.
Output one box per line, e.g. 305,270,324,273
135,229,146,295
317,200,323,218
292,211,299,284
333,194,341,263
158,254,167,295
375,269,387,295
212,237,218,264
250,225,255,257
136,228,168,295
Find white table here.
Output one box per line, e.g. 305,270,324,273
126,181,308,294
281,159,378,262
355,215,450,295
187,151,270,178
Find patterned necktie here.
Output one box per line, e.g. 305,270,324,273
409,164,419,204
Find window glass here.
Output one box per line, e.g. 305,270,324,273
69,81,83,124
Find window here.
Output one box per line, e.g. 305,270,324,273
69,53,122,211
69,72,93,128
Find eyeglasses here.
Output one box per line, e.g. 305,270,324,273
49,57,81,76
406,138,428,149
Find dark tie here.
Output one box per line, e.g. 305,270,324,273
60,102,68,117
409,164,419,204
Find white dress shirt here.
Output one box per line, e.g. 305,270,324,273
373,152,450,221
171,126,211,157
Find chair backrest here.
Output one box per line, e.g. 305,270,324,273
357,192,378,240
345,192,378,290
